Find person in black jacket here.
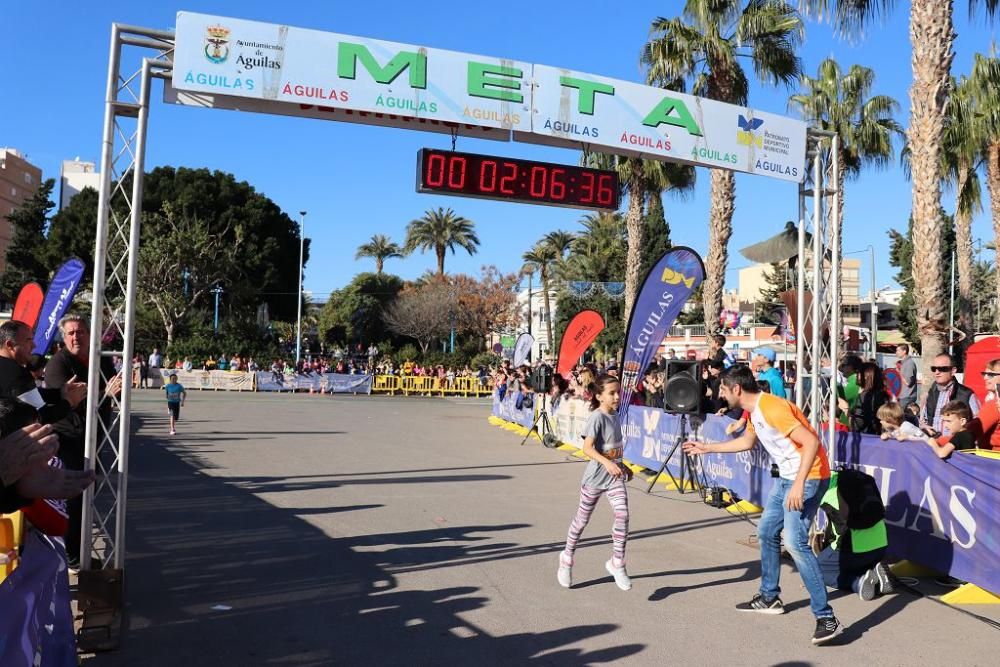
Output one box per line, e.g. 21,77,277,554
850,363,888,435
44,314,121,568
0,320,94,513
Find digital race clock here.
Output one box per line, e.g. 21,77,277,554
416,148,620,211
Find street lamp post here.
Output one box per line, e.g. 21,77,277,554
296,210,306,365
211,284,223,334
868,245,877,360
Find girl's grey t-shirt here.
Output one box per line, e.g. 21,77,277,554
581,408,625,489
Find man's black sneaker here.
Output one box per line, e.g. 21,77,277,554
934,575,965,587
812,616,843,645
735,593,784,614
858,567,879,601
874,562,894,594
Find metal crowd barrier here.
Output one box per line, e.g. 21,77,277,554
377,375,492,397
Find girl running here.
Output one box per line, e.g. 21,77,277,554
557,374,632,590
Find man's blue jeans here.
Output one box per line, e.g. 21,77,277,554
758,477,833,619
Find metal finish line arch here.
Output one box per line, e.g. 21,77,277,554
83,19,839,643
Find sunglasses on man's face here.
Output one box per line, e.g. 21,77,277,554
982,371,1000,378
930,366,954,372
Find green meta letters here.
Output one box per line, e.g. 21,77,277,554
559,77,614,115
338,42,427,88
467,62,523,103
642,97,703,136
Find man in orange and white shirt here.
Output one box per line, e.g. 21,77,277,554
684,365,841,645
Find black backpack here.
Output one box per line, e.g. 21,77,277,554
836,467,885,529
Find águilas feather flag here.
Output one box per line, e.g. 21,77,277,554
618,247,705,418
512,333,534,367
12,282,45,329
32,258,86,355
556,310,605,376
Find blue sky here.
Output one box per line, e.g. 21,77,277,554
3,1,997,299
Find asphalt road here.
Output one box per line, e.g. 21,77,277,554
82,392,999,666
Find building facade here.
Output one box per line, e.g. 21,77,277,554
59,158,100,210
0,148,43,273
736,258,862,325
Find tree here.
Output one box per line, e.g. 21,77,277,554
522,242,558,350
138,167,308,322
453,266,520,347
355,234,402,274
137,202,244,346
644,0,803,333
404,207,479,276
543,229,576,281
570,212,626,283
799,0,999,376
640,192,672,281
0,178,55,302
383,282,453,353
43,185,99,280
790,57,903,307
583,153,694,319
888,210,956,351
969,54,1000,326
318,272,404,345
757,262,795,324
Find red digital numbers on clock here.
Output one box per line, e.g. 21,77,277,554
417,149,620,211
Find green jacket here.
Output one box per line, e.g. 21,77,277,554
821,470,888,553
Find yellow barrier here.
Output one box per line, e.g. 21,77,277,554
1,516,19,583
373,375,492,397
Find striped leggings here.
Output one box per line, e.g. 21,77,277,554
562,481,629,567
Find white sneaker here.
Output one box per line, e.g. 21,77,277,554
605,559,631,591
557,556,572,588
169,430,176,435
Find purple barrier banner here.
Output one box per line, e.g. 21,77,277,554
491,389,535,430
0,531,76,666
833,432,1000,596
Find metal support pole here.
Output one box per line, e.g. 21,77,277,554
811,149,823,420
949,248,956,356
796,174,806,409
213,286,222,333
828,135,842,445
869,245,878,360
81,23,123,570
296,210,306,365
111,57,157,569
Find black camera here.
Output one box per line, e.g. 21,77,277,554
770,464,780,478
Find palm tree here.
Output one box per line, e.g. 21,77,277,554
940,74,987,338
354,234,402,274
544,229,576,281
643,0,803,333
403,207,480,276
789,58,903,306
522,241,561,353
584,153,695,318
798,0,999,368
970,54,1000,326
571,212,627,282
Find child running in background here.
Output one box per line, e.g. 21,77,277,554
877,402,925,441
557,374,632,591
163,373,187,436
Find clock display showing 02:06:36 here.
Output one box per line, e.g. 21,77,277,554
417,149,620,210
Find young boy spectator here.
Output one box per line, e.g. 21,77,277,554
923,401,977,459
877,403,925,442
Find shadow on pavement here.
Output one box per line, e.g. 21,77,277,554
83,416,643,666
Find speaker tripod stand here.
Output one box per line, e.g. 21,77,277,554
521,393,556,447
646,412,704,495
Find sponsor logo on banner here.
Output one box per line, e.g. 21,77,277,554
204,25,231,63
736,114,764,148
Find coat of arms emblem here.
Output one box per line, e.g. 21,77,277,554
204,25,231,64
